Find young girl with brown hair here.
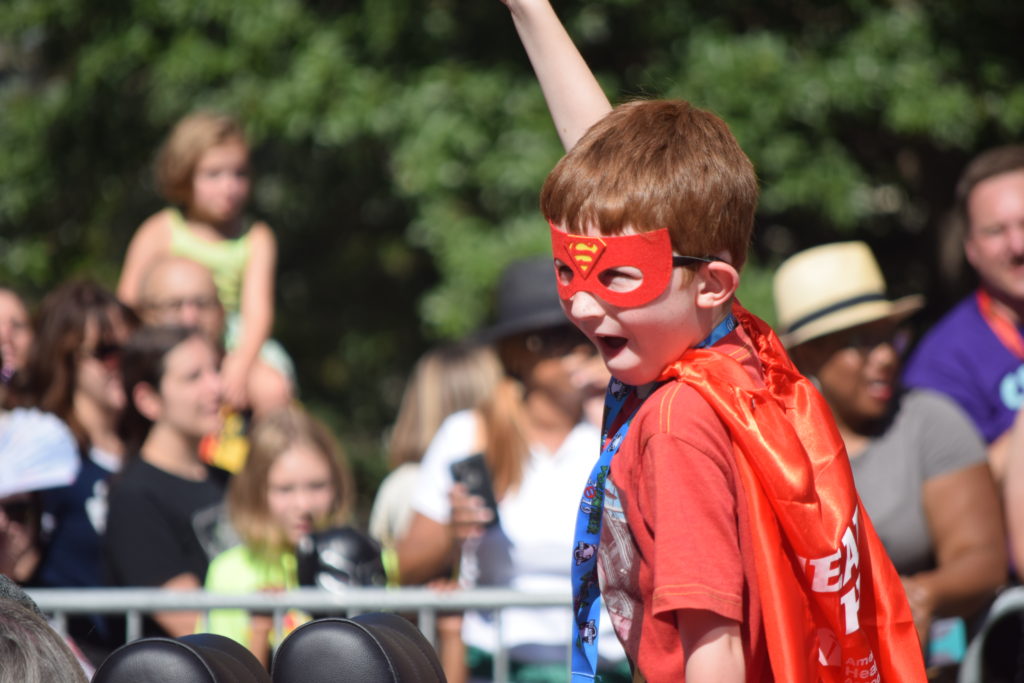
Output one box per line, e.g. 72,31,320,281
204,405,355,668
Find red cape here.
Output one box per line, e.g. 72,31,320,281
659,302,926,682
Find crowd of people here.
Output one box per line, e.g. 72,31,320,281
2,0,1024,680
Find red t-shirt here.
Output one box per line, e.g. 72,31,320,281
597,329,772,681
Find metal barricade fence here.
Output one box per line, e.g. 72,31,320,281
26,586,572,683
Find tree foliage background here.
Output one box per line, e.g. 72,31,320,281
2,0,1023,508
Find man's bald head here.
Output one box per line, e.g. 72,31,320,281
138,256,225,343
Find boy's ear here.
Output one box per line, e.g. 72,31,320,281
695,259,740,310
132,382,162,422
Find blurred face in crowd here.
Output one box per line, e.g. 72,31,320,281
793,319,909,433
150,335,223,440
76,308,133,415
964,169,1024,304
139,258,225,345
504,324,597,419
0,289,32,377
190,138,250,225
265,443,336,545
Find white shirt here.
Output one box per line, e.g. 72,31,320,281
412,410,625,663
368,462,421,547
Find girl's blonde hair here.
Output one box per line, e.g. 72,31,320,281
387,343,503,469
228,405,354,558
154,110,247,206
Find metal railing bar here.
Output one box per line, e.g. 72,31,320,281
272,608,284,641
25,587,570,613
494,608,509,683
126,610,142,642
417,607,436,647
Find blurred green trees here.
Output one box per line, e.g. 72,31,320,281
1,0,1022,492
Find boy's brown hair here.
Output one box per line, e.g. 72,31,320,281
154,110,247,206
540,100,758,270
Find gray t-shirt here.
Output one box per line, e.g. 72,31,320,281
850,389,987,576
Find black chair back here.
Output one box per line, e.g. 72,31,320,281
91,632,271,682
270,613,445,683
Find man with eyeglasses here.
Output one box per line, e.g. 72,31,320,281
137,256,226,345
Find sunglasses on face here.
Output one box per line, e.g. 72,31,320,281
524,325,593,358
85,341,123,370
834,326,912,356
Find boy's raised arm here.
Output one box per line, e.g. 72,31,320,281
499,0,612,151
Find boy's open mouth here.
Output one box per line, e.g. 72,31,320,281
598,335,627,353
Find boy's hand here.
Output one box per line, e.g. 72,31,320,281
448,482,493,542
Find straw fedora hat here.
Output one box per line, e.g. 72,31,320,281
774,241,924,347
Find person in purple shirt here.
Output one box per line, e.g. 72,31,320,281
904,145,1024,485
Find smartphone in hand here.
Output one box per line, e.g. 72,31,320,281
449,453,500,528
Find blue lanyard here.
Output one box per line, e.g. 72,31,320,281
695,312,737,349
569,312,736,681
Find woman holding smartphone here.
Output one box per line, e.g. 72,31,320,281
397,258,627,683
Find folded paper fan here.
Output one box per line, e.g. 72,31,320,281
0,408,81,498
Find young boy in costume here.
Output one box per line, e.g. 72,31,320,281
497,1,927,680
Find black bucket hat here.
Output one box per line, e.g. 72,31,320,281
479,257,572,342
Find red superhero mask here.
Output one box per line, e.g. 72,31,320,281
549,222,718,308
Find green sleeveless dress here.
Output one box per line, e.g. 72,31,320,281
167,208,296,384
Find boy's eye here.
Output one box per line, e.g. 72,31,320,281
554,261,574,286
597,267,644,293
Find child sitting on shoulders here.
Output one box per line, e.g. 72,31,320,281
118,111,294,416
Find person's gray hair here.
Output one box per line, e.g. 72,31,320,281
0,575,89,683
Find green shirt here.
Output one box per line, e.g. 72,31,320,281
168,207,251,313
203,544,307,649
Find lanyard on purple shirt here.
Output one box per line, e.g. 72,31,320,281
569,313,736,682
